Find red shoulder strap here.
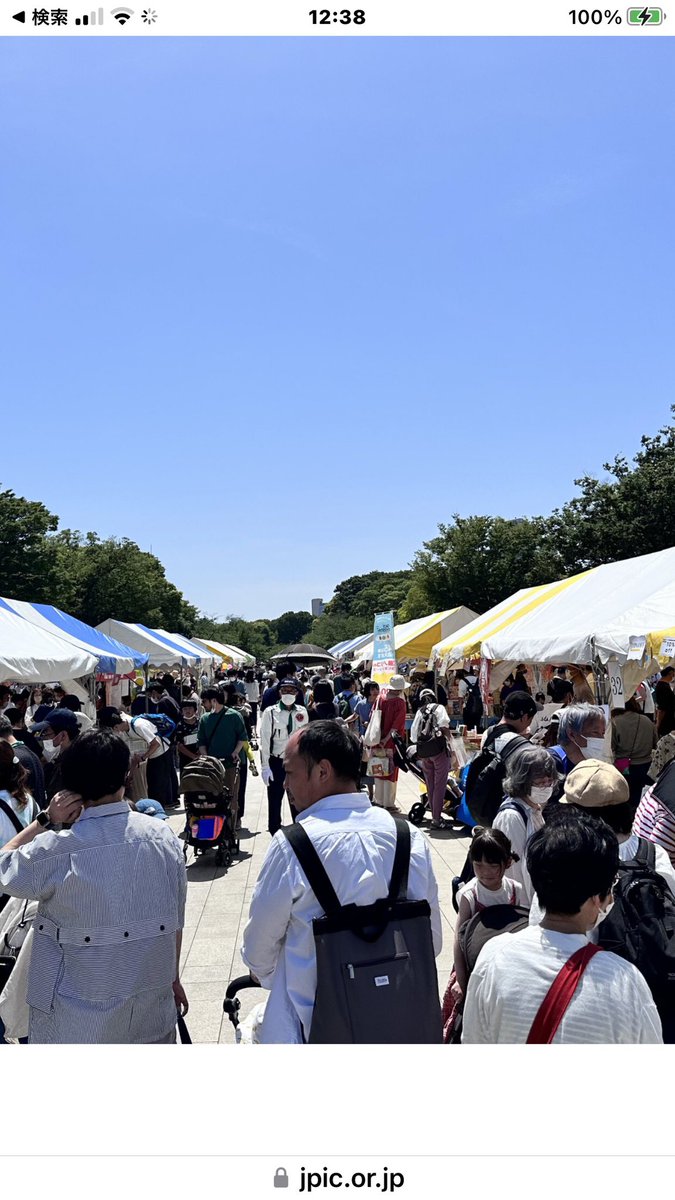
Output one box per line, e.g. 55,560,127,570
526,943,602,1044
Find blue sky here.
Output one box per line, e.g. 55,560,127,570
2,38,674,620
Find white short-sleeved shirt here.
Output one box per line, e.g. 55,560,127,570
462,924,663,1043
410,703,450,744
458,875,524,917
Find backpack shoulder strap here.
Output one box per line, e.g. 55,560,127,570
498,799,529,826
389,816,411,902
283,822,342,917
527,943,602,1044
0,797,24,837
635,837,657,870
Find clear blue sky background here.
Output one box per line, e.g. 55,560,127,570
2,38,674,620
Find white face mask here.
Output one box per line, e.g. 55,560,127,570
42,738,59,761
581,736,610,762
592,898,614,929
530,784,553,805
280,694,295,708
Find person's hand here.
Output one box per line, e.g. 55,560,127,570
173,979,189,1016
261,767,273,786
231,754,240,764
47,790,84,825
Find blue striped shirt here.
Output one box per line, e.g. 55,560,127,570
0,801,187,1044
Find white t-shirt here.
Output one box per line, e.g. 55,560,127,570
462,924,663,1043
458,675,478,699
410,703,450,744
123,714,167,760
244,680,260,703
458,875,525,917
493,799,546,907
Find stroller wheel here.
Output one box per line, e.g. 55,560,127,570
408,800,427,826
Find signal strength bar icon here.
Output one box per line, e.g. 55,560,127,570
75,7,103,21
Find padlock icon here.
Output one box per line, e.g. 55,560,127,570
274,1168,289,1189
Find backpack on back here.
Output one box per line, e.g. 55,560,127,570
463,731,530,826
597,838,675,1024
416,703,447,759
462,677,483,727
283,816,442,1044
131,712,177,743
337,692,354,721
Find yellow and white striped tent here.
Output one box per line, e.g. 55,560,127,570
432,546,675,678
192,637,255,666
357,607,478,666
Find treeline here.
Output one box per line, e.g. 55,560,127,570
2,411,674,659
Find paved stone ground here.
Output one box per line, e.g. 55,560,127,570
168,764,472,1043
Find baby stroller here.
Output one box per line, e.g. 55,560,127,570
390,731,468,829
180,756,240,868
223,974,267,1043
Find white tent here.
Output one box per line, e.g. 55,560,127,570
96,620,203,668
482,547,675,671
154,629,216,665
0,603,99,682
192,637,255,666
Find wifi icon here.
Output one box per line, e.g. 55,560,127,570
111,6,133,22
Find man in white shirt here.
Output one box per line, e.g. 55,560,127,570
463,808,662,1043
259,679,309,834
242,720,442,1043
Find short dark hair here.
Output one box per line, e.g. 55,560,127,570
364,681,380,699
312,681,334,704
181,700,198,712
550,677,574,704
275,659,295,680
97,705,124,728
202,686,223,703
296,720,361,784
0,715,13,737
594,801,636,837
662,667,675,679
3,707,23,727
503,691,538,720
147,682,163,694
340,662,351,673
59,729,130,802
527,809,618,915
470,826,519,866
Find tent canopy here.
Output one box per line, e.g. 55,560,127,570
482,547,675,668
329,632,372,659
358,608,480,665
1,598,148,677
192,637,254,666
97,620,204,668
154,629,215,665
0,601,99,682
431,580,583,670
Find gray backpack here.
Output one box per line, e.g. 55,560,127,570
283,816,442,1044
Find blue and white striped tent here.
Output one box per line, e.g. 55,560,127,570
0,598,148,677
329,632,371,659
97,619,209,668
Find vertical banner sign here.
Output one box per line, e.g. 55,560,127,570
371,611,397,688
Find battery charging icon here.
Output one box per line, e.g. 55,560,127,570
627,6,663,22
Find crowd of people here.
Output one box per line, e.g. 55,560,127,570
1,655,675,1044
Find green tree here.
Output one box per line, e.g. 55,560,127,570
399,514,560,619
0,487,59,600
327,571,412,621
549,407,675,574
48,532,198,633
274,610,314,645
